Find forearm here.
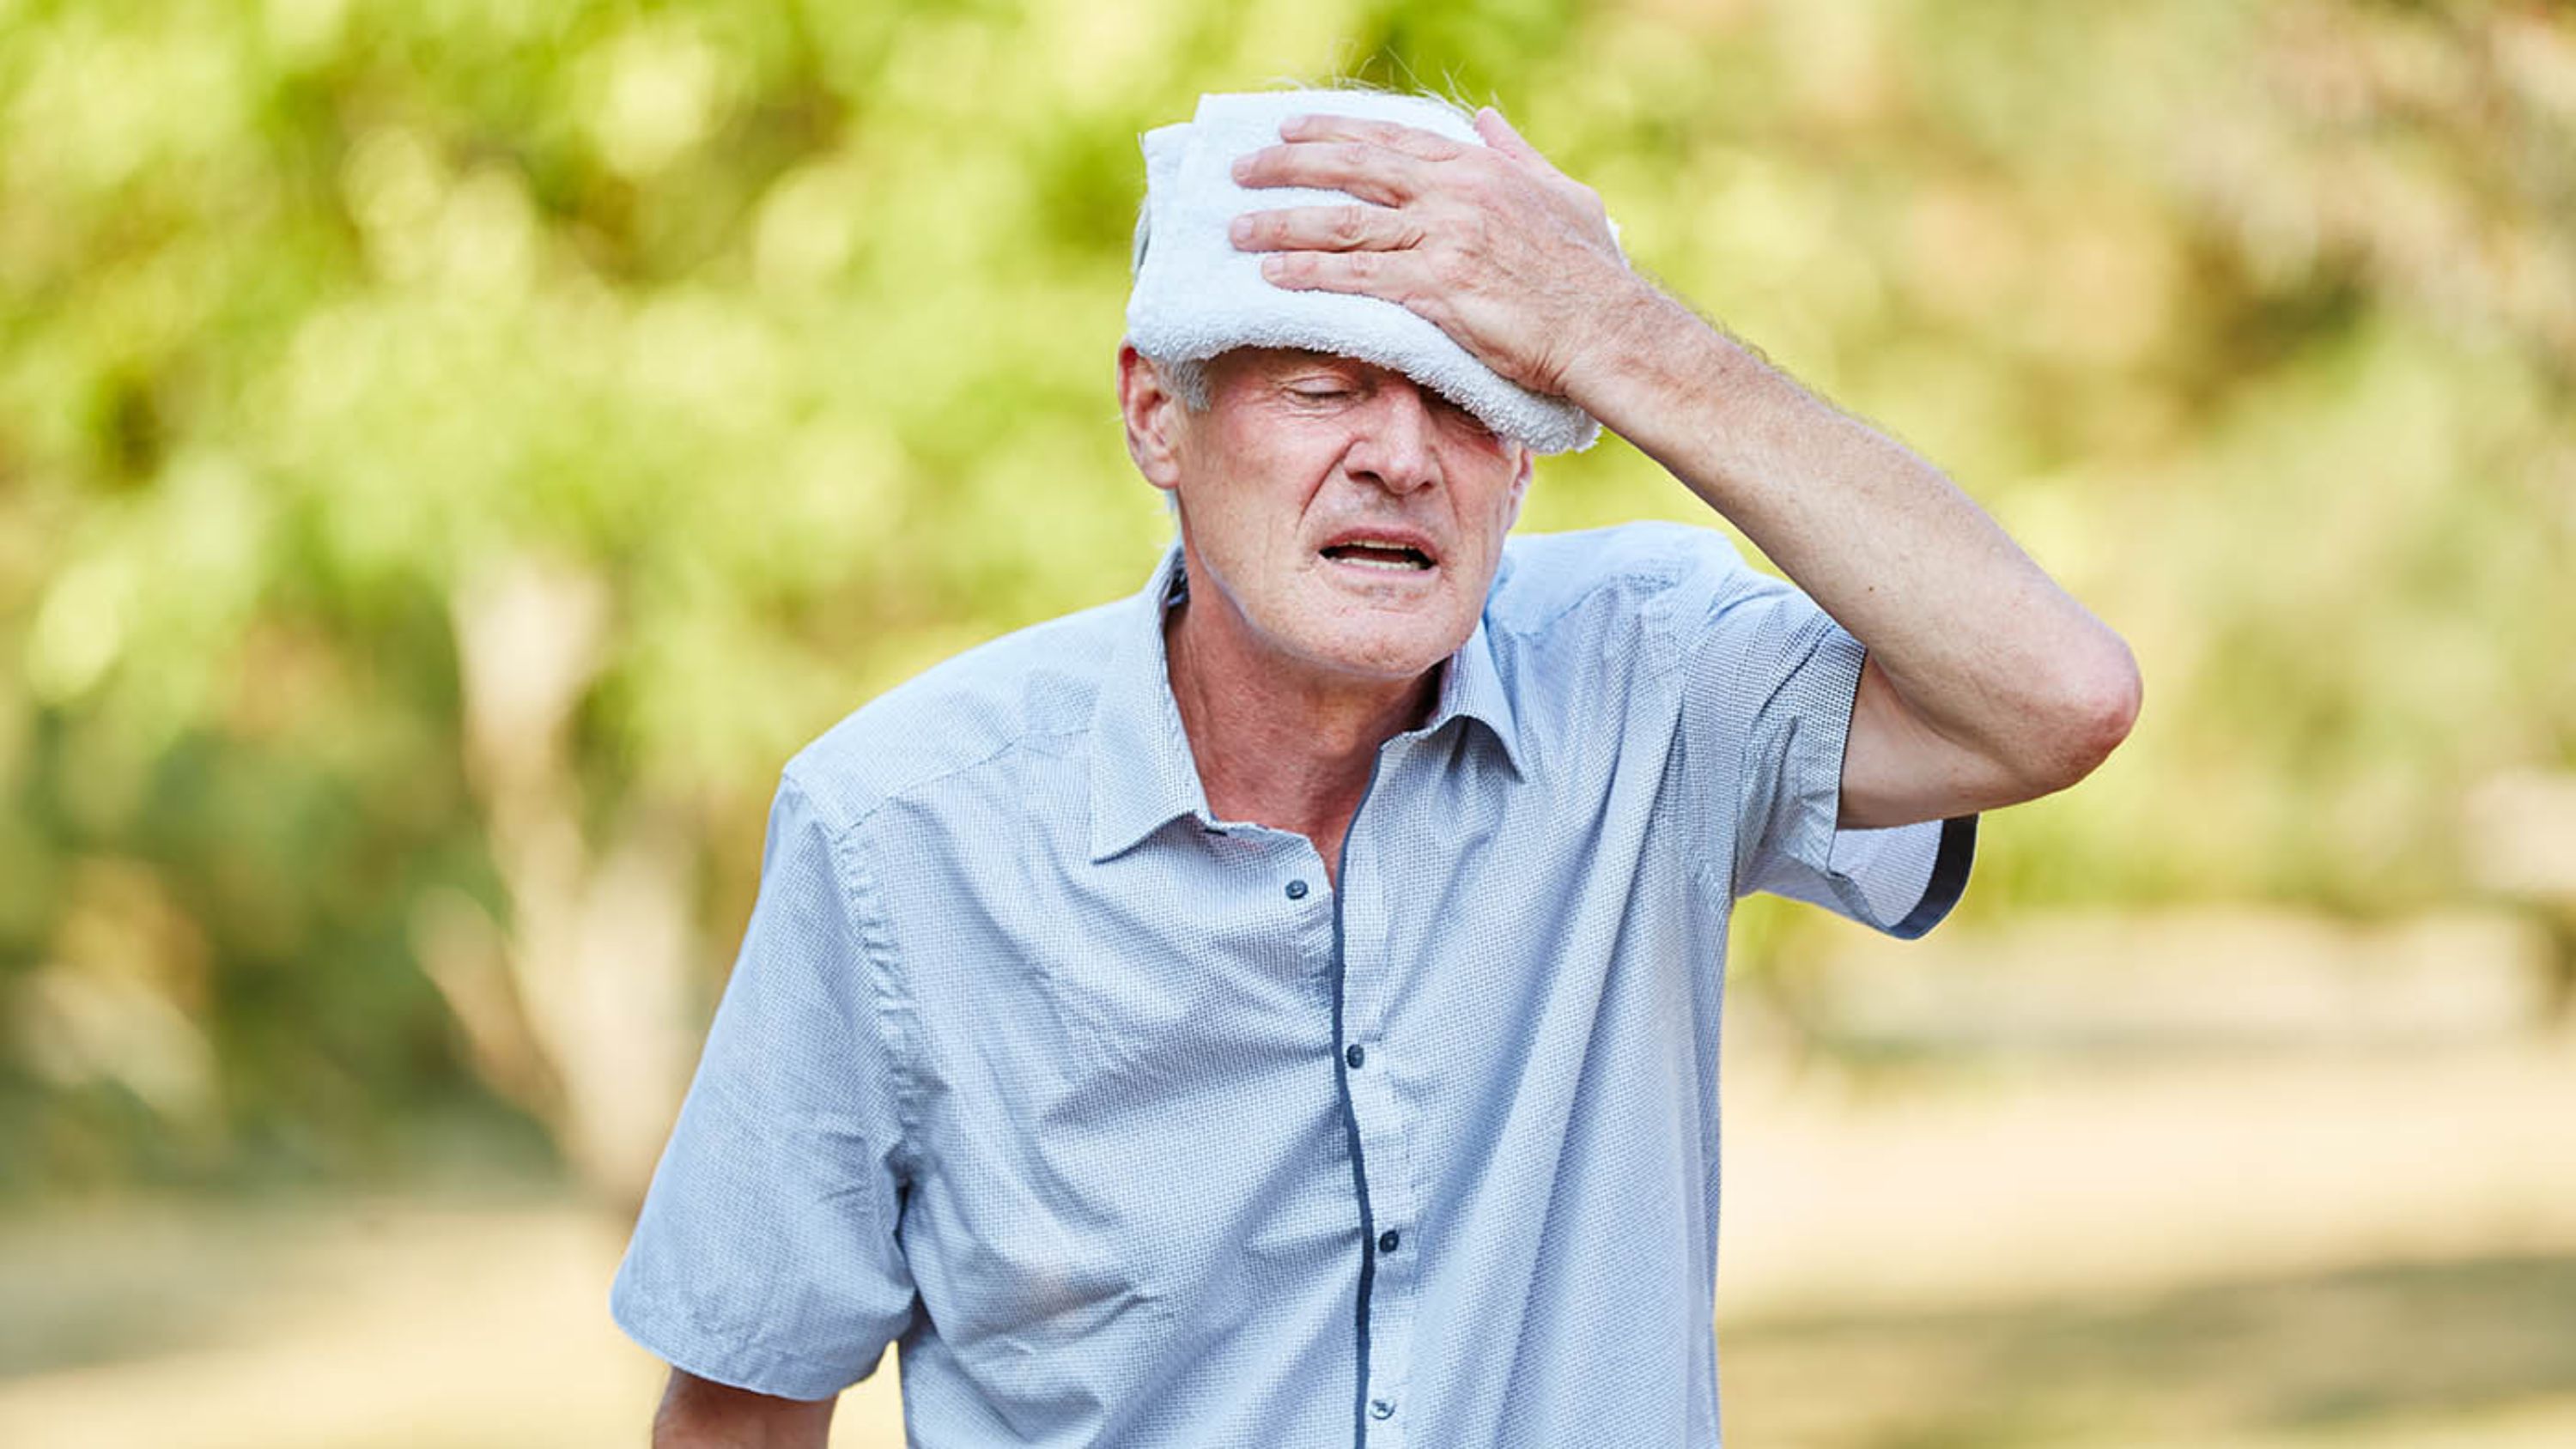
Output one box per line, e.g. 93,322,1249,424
1575,286,2139,790
652,1369,835,1449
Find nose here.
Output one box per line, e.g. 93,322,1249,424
1343,379,1441,496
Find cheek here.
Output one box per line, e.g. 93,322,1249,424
1459,474,1525,547
1215,420,1333,506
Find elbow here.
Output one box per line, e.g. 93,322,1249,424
2014,636,2142,797
2077,645,2144,774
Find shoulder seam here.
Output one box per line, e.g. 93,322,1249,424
790,720,1070,840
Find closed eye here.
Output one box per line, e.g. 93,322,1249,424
1431,396,1497,440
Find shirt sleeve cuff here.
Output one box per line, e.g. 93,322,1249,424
1839,813,1978,939
1751,626,1978,938
610,1270,883,1402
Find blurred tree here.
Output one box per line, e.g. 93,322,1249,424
0,0,2567,1196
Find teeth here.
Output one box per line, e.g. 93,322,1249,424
1323,541,1432,570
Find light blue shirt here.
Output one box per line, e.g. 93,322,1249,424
611,521,1974,1446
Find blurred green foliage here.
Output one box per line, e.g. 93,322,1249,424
1,0,2569,1191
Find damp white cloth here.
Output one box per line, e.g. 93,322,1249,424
1124,90,1604,455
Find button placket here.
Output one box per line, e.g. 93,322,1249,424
1260,834,1335,998
1340,764,1419,1447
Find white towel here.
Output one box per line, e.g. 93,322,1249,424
1124,90,1603,456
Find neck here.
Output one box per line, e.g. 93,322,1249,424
1163,591,1438,881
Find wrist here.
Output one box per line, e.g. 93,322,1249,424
1560,281,1729,444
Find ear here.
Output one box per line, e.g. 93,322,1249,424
1503,442,1534,530
1117,345,1188,494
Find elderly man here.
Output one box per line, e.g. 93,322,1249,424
613,90,2137,1447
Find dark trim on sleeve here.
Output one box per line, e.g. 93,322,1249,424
1888,814,1977,940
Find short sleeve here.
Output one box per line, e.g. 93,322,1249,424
1680,544,1976,939
610,773,917,1399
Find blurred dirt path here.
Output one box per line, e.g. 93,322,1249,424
0,1198,908,1448
1717,1039,2576,1316
5,1022,2573,1445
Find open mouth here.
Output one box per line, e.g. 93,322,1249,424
1319,540,1436,572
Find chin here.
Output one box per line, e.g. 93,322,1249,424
1297,617,1470,682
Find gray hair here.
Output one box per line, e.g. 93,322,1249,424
1139,352,1210,412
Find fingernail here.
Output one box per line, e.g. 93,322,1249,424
1261,255,1286,278
1228,215,1252,244
1230,154,1254,181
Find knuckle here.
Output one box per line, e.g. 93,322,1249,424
1333,206,1370,246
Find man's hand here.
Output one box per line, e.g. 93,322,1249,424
1228,108,1651,402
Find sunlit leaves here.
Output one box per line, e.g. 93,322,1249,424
0,0,2569,1183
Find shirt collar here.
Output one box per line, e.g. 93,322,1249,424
1086,543,1524,864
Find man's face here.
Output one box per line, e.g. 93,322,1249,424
1120,346,1533,686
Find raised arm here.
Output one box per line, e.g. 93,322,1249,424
1571,287,2141,828
1230,107,2141,828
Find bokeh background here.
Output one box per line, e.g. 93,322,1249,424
4,0,2573,1444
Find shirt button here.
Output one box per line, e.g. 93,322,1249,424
1345,1044,1365,1070
1370,1399,1395,1421
1285,879,1309,900
1377,1229,1400,1254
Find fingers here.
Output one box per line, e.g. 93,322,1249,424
1473,106,1578,190
1471,107,1540,163
1278,112,1468,161
1255,247,1436,305
1230,203,1422,254
1233,108,1562,211
1232,136,1433,207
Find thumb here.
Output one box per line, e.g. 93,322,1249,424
1473,106,1546,166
